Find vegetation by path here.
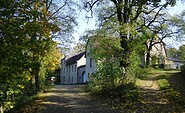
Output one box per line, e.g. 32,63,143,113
135,70,185,112
97,70,185,112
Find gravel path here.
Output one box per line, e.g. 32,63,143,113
36,85,120,113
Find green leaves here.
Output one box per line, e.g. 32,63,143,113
0,0,65,111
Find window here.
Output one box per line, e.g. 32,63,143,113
79,76,81,83
63,76,65,82
69,66,71,72
67,67,68,73
90,58,92,67
72,65,73,72
75,65,76,71
72,77,73,83
69,77,70,83
64,68,65,73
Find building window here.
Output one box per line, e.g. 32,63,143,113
90,58,92,67
72,65,73,72
64,68,65,73
69,77,70,83
63,76,65,82
75,65,76,71
88,73,90,78
67,67,68,73
69,66,71,72
79,76,81,83
72,77,73,83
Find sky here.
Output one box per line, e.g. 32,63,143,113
72,1,185,48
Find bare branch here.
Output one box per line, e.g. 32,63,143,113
48,1,67,20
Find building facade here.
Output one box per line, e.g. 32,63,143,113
166,58,184,70
60,52,86,84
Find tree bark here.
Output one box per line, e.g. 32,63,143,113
146,51,150,66
114,0,130,68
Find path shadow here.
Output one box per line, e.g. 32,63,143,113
167,72,185,98
36,85,120,113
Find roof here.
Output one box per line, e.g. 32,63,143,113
167,58,184,62
78,65,86,69
65,52,85,66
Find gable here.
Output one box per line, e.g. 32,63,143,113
65,52,85,66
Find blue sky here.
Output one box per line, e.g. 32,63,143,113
72,1,185,47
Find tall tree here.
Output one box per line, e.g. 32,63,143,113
0,0,76,111
83,0,176,69
170,10,185,42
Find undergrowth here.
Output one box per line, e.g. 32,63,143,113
86,82,139,109
157,73,185,105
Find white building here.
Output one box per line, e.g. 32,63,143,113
166,58,184,70
60,52,86,84
85,51,96,82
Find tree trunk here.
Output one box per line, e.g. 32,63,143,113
146,51,150,66
115,0,130,68
120,35,129,67
35,73,40,92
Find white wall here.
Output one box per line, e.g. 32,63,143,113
78,66,86,83
86,55,96,82
60,54,86,84
60,59,78,84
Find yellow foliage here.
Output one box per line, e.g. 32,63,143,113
17,85,24,89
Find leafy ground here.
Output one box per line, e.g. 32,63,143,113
27,85,120,113
13,70,185,113
134,70,185,112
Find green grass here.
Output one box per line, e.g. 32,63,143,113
154,71,185,105
138,68,185,105
157,79,169,90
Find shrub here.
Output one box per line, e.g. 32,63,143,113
157,79,169,90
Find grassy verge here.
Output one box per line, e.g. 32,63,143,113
156,72,185,105
7,84,53,113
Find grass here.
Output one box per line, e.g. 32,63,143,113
151,70,185,105
157,79,169,90
137,68,185,105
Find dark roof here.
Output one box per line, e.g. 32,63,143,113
78,65,86,69
167,58,184,62
65,52,85,66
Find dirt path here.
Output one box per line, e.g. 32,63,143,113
34,72,185,113
135,73,185,112
36,85,120,113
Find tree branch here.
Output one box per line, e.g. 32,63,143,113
48,1,67,20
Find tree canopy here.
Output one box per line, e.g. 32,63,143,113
0,0,76,111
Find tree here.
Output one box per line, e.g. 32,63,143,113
71,43,86,53
82,0,176,70
0,0,76,111
177,45,185,60
166,48,178,58
170,10,185,40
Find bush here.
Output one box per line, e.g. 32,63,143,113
137,68,155,79
157,79,169,90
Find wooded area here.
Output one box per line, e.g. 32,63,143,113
0,0,76,112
